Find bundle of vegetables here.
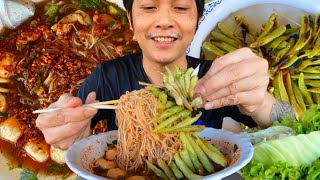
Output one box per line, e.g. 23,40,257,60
240,104,320,180
202,13,320,120
145,66,228,179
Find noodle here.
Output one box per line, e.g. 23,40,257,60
115,89,181,172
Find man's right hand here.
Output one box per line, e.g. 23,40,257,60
36,92,98,150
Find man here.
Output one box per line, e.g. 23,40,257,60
36,0,294,150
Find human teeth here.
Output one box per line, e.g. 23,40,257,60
154,37,175,42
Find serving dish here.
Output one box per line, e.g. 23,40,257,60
187,0,320,58
66,128,253,180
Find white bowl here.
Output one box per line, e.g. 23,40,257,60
187,0,320,58
66,128,253,180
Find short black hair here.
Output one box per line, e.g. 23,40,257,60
122,0,205,17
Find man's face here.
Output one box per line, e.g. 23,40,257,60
130,0,198,65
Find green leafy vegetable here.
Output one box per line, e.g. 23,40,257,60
242,158,320,180
45,5,58,16
252,131,320,167
273,104,320,134
19,169,38,180
79,0,103,9
47,165,61,173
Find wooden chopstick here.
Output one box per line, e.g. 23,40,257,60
32,100,119,114
138,81,163,88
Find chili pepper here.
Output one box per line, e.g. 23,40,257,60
174,153,203,179
283,27,299,36
203,41,226,57
158,125,205,133
277,41,289,50
154,110,191,130
281,50,311,69
189,75,198,99
297,58,320,71
312,93,320,104
275,71,290,103
168,161,183,179
180,149,196,173
298,73,314,105
274,38,295,64
179,132,204,175
272,73,281,100
308,35,320,58
250,25,286,48
210,31,240,48
157,159,176,180
235,15,257,39
149,105,184,124
302,66,320,73
307,87,320,93
266,36,288,54
212,41,237,53
310,14,320,45
159,91,168,104
184,68,194,99
193,134,227,167
217,22,243,44
185,133,214,173
287,15,309,56
291,73,320,79
257,14,276,40
292,80,307,112
146,160,169,180
285,73,304,120
304,80,320,87
159,112,202,132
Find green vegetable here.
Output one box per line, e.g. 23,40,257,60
45,5,58,16
252,131,320,167
79,0,103,9
19,169,38,180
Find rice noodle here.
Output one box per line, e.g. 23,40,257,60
115,89,181,172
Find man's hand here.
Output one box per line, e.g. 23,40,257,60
36,92,98,149
195,48,273,120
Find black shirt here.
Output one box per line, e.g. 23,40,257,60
76,53,257,130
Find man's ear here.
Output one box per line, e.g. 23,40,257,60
127,11,133,31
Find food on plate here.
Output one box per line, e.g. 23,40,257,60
0,116,22,143
91,67,231,179
241,104,320,180
202,12,320,120
24,139,50,163
0,0,139,178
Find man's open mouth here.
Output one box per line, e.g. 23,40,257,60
153,36,177,42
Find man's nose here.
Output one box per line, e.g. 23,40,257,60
155,9,175,29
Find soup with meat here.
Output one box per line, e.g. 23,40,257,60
0,0,139,178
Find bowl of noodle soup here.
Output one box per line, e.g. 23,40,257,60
66,127,253,180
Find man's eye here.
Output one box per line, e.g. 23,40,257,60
175,7,188,11
143,6,156,10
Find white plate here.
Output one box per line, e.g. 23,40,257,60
66,128,253,180
187,0,320,58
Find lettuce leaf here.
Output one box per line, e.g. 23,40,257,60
242,158,320,180
273,104,320,134
252,131,320,167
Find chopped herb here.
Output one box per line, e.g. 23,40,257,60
47,165,61,173
0,111,8,117
108,5,119,15
79,0,103,9
45,5,58,16
19,169,38,180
